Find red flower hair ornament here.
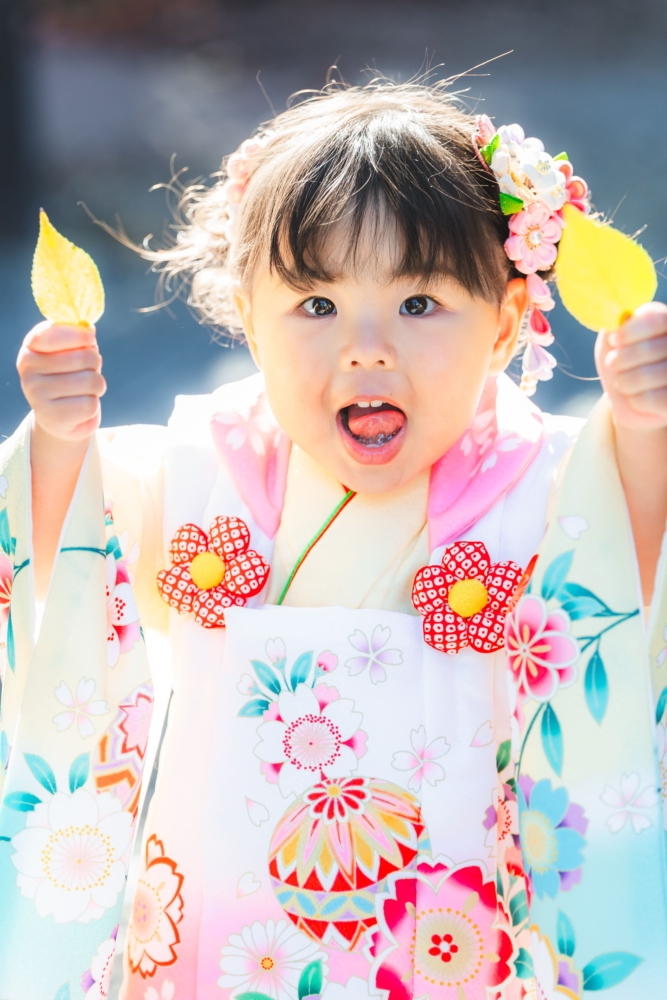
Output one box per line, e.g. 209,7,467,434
157,516,269,628
412,541,527,654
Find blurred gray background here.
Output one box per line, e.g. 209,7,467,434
1,0,666,439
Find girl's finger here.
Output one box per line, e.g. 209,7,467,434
611,332,667,373
618,386,667,418
19,346,102,376
612,301,667,347
29,369,107,402
23,321,97,354
614,358,667,396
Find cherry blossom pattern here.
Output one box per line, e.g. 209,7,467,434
412,541,523,654
127,834,184,978
345,625,403,683
0,550,11,628
0,544,13,677
215,408,279,454
601,773,659,834
144,983,175,1000
157,516,269,628
657,722,667,829
254,683,367,797
106,553,141,667
81,925,118,999
483,781,519,866
529,927,581,999
505,594,579,703
10,787,133,923
657,625,667,667
53,678,109,738
518,777,587,899
218,918,327,999
371,860,514,1000
391,725,450,792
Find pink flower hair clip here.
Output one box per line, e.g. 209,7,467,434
219,137,266,243
474,115,591,395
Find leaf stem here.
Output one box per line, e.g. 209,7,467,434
578,610,639,652
517,702,546,779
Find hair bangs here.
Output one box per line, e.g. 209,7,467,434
263,110,511,302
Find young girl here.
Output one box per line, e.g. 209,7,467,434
2,80,667,1000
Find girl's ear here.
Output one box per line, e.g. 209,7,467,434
489,277,529,374
234,289,262,369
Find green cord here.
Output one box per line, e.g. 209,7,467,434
276,489,356,606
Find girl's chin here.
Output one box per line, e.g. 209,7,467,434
336,412,407,466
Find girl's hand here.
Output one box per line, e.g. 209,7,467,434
17,322,106,598
596,301,667,604
596,302,667,431
16,320,106,440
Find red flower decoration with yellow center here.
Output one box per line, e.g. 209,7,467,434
412,541,523,654
157,516,269,628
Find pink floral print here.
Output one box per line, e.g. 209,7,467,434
371,860,514,999
505,594,579,702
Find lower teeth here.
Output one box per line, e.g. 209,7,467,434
352,430,398,447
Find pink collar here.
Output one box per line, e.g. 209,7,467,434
210,373,544,546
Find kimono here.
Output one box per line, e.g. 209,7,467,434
1,371,666,1000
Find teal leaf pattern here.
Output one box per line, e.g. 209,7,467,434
541,703,563,776
509,888,529,927
582,952,642,990
584,650,608,724
4,791,42,811
514,946,535,979
496,739,511,774
251,660,282,697
541,550,574,601
238,698,271,718
557,909,577,957
24,753,57,794
298,960,323,999
7,611,15,672
656,686,667,725
0,508,10,555
290,652,313,691
68,753,90,793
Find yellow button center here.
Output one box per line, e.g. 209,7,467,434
190,551,226,590
447,578,489,618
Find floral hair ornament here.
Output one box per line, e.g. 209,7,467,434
219,137,267,244
474,115,590,396
475,115,659,395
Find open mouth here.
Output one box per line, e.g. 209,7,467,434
337,400,407,465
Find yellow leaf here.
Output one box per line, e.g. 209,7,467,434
556,203,657,331
31,210,105,326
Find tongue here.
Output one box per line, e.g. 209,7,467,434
346,404,406,443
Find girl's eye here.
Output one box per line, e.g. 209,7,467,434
301,296,336,316
400,295,437,316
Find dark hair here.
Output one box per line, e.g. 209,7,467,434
137,77,516,334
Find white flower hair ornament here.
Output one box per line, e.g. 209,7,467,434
474,114,591,395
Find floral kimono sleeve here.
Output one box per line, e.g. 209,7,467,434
0,417,157,1000
505,396,667,995
98,423,169,636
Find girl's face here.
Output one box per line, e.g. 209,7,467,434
238,242,527,495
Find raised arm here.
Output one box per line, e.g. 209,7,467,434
597,301,667,604
16,321,106,599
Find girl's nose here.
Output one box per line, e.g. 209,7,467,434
340,324,396,370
